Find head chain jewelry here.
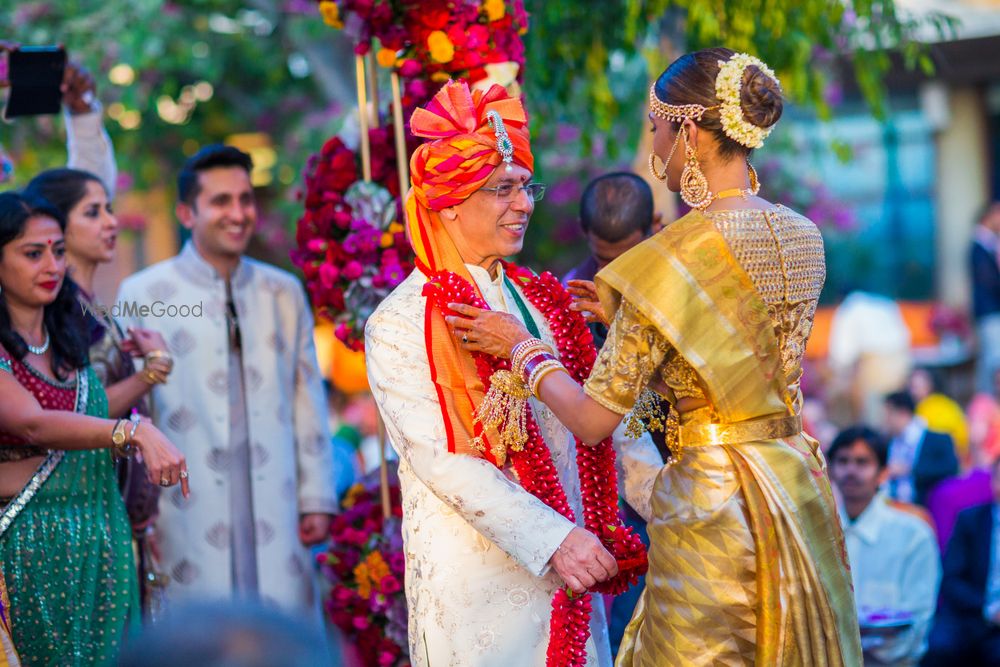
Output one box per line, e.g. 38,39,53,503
648,52,781,149
486,110,514,173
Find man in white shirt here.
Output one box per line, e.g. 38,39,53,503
827,291,912,424
829,425,940,666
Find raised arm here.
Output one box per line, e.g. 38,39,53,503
63,62,117,198
447,299,669,445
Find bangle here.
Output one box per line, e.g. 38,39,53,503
145,349,173,364
128,413,141,440
511,338,551,377
520,351,558,384
528,359,566,397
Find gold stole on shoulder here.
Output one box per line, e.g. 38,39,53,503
595,210,788,421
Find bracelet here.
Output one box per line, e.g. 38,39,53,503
128,413,141,439
510,337,543,363
528,359,566,397
520,351,558,384
511,338,551,377
139,368,159,385
145,349,173,364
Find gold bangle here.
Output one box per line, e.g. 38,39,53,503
528,359,566,397
145,350,172,363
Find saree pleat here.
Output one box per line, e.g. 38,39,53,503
0,365,137,666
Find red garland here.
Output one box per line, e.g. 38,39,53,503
422,264,648,667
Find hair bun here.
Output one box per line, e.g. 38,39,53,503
740,65,783,129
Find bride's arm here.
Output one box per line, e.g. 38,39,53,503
447,298,667,445
533,370,623,445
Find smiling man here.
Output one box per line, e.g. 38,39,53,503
829,426,940,666
115,145,337,614
365,81,622,666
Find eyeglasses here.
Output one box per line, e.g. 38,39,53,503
479,182,546,203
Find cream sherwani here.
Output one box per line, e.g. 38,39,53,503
366,264,622,667
116,241,337,612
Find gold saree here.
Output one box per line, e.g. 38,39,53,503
585,208,862,666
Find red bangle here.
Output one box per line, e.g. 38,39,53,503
521,352,557,383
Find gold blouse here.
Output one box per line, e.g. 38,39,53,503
584,205,826,420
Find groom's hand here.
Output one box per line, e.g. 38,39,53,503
550,527,618,594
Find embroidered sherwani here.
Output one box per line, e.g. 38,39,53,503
116,242,337,612
366,264,620,667
586,208,863,666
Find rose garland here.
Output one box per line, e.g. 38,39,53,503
423,263,647,667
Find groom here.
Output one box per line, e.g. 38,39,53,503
366,81,654,666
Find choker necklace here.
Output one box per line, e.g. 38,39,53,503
25,328,50,355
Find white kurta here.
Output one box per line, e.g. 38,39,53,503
366,265,615,667
116,242,337,612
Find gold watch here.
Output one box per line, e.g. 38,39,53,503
110,418,133,458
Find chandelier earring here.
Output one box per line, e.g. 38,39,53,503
679,129,712,210
747,160,761,196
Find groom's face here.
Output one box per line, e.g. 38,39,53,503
439,164,534,272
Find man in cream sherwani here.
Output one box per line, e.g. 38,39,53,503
366,81,661,666
117,145,337,613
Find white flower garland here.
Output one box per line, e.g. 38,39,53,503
715,53,781,149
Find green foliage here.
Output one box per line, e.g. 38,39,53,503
2,1,336,191
524,0,957,154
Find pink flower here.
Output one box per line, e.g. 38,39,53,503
319,263,340,289
380,575,401,594
399,59,422,78
343,260,364,280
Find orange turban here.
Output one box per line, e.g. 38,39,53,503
405,80,534,462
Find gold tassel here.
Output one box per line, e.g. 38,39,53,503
624,389,667,438
471,369,531,466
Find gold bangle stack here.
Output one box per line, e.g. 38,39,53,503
510,338,550,376
141,349,173,385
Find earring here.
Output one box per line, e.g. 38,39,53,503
680,130,712,210
648,152,668,181
747,160,761,195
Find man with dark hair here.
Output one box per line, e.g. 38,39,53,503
176,145,254,205
923,457,1000,666
116,144,336,613
972,202,1000,393
565,172,660,348
883,391,959,506
828,425,939,666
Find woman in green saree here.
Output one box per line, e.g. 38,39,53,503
0,192,188,665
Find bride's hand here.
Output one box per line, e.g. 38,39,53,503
566,280,608,327
445,304,534,359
